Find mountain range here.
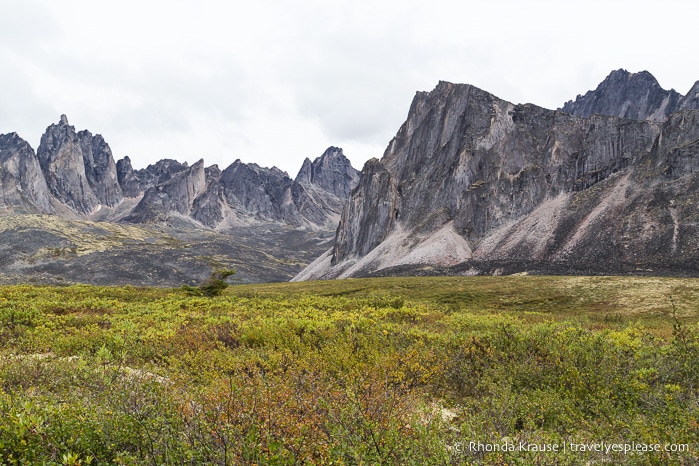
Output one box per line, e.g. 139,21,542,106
1,113,359,229
0,116,359,285
2,68,698,285
296,69,699,280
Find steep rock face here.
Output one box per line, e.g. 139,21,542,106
295,146,360,199
134,159,190,187
188,147,361,230
650,110,699,179
299,80,699,280
561,70,682,122
335,82,658,262
115,156,141,198
679,81,699,111
218,161,306,225
0,116,357,285
36,115,101,214
0,133,54,214
123,159,207,223
118,147,359,230
294,146,361,227
78,130,123,207
116,157,189,198
331,157,398,263
204,164,221,184
191,180,227,228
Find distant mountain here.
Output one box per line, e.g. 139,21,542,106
0,116,359,284
0,115,359,230
8,69,699,285
296,73,699,280
560,69,699,121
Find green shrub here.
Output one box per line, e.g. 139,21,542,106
181,269,236,297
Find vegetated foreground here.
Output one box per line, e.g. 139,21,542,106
0,276,698,465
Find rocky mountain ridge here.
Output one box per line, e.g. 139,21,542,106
0,115,359,231
296,71,699,280
0,116,359,284
561,69,699,121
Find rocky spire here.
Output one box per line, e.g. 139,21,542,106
36,116,101,214
295,146,360,199
78,130,123,207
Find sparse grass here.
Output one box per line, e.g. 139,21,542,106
0,276,697,464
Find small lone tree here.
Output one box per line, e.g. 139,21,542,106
182,269,236,297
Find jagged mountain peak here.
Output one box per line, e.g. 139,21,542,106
0,132,31,152
296,72,699,280
230,159,288,177
609,68,658,83
295,146,360,199
36,115,101,214
0,116,361,284
17,117,357,230
320,145,344,158
560,69,683,122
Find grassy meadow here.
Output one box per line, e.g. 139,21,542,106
0,275,698,464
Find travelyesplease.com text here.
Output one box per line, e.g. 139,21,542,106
454,440,691,455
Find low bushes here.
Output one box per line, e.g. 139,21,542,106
0,277,696,464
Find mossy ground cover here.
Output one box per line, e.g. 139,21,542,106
0,276,697,464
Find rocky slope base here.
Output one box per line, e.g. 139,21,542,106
0,214,333,285
296,71,699,280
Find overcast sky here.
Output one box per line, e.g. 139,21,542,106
2,0,699,177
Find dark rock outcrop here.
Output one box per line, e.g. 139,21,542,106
191,179,226,227
5,116,359,232
294,146,361,225
116,157,190,198
216,161,329,227
187,148,360,230
120,146,360,230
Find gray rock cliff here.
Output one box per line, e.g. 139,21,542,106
0,133,54,214
123,159,207,224
217,160,325,227
561,69,683,122
78,130,123,207
36,115,101,214
115,156,141,198
118,146,360,230
295,146,360,199
116,157,190,198
297,79,699,280
678,81,699,111
0,117,358,285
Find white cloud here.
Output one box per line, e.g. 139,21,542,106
1,0,698,176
